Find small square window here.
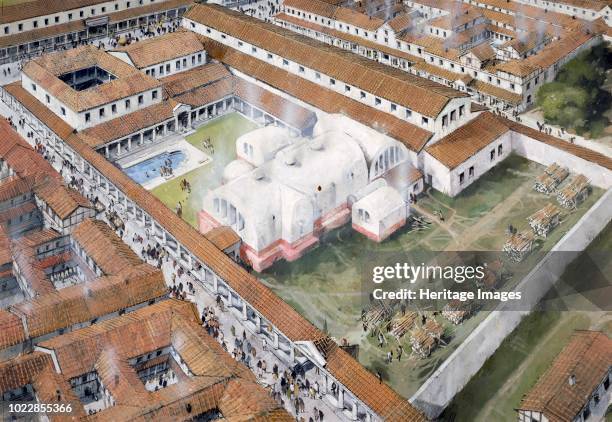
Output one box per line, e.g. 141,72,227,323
99,108,105,117
45,94,50,103
125,99,131,109
138,95,144,104
85,113,91,122
111,104,117,114
61,107,66,116
152,90,158,100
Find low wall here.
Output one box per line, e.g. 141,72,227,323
410,188,612,419
512,132,612,189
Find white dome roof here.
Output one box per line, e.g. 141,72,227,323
222,159,255,184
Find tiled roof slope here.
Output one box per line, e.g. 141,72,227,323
519,331,612,421
23,45,162,112
113,30,204,68
199,38,433,151
71,219,146,275
185,3,467,118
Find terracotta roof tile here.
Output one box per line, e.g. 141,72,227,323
200,38,433,152
316,339,427,421
185,3,467,118
468,79,523,105
113,30,204,69
274,12,423,64
0,352,52,394
204,226,241,251
234,78,317,130
426,112,510,169
11,260,166,339
519,331,612,421
79,100,177,148
0,309,26,350
33,177,93,220
24,45,162,112
161,62,232,97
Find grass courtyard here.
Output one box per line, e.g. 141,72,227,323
151,113,258,227
258,154,604,397
442,223,612,422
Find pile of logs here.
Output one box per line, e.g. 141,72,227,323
442,300,475,325
503,231,535,262
390,312,418,339
557,175,589,209
533,163,569,194
528,203,561,237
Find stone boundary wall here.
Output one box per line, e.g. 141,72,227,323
410,188,612,419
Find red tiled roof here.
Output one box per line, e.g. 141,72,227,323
425,111,510,169
33,177,93,220
234,78,317,131
0,352,52,394
185,3,467,118
113,30,204,68
23,45,162,112
519,331,612,421
79,101,177,148
161,62,232,97
71,219,144,275
12,267,167,339
0,309,26,350
36,299,292,421
200,38,433,152
316,338,427,421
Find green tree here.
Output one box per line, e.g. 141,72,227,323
536,42,611,137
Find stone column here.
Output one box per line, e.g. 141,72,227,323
242,303,248,321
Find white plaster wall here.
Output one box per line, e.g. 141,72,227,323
1,0,161,35
512,132,612,189
423,131,513,197
183,19,474,131
411,189,612,419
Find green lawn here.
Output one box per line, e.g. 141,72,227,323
151,113,258,227
442,223,612,421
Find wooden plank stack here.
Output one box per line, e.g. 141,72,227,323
503,231,535,262
557,175,589,209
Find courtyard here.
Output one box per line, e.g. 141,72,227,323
258,154,604,397
150,113,258,227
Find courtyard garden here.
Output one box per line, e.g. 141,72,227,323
151,113,258,227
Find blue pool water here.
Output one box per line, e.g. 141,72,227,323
124,150,186,184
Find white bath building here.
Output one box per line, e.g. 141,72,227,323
199,118,422,271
